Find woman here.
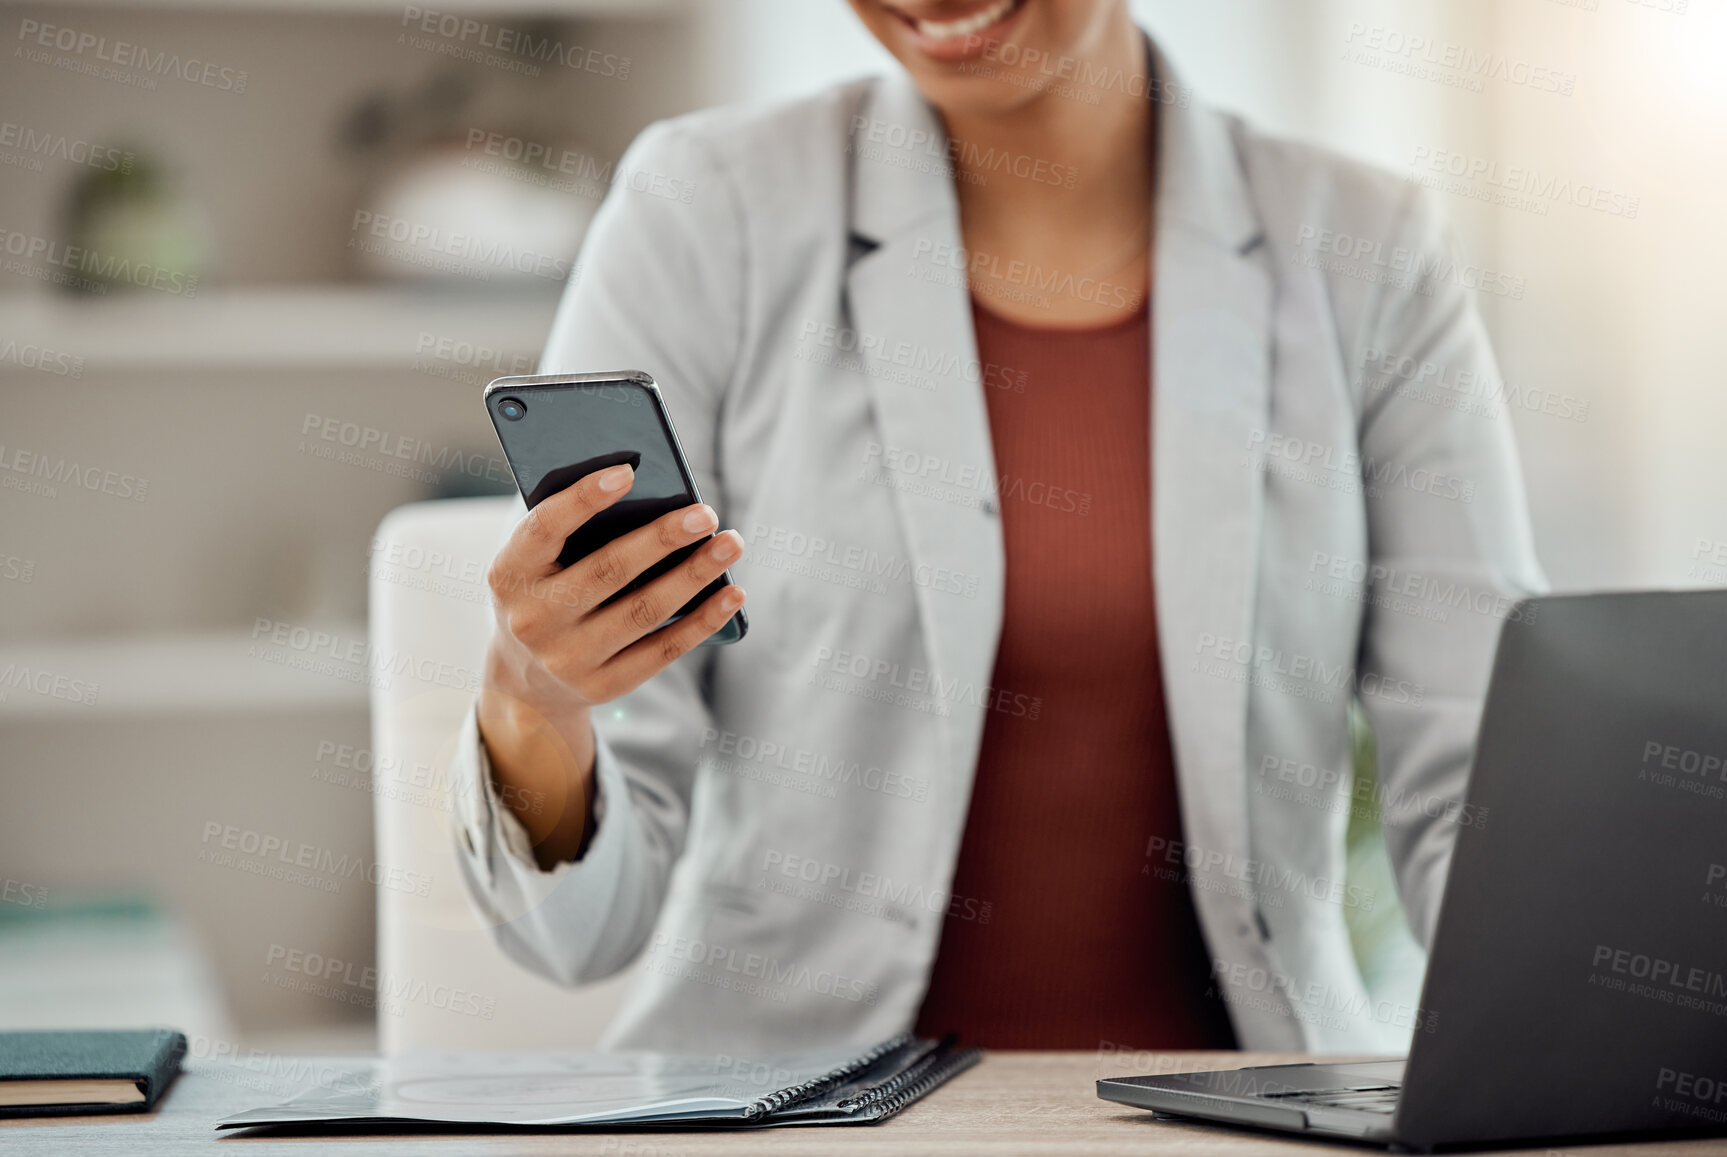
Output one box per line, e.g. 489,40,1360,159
452,0,1544,1055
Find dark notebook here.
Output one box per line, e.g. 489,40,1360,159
0,1029,186,1118
218,1033,981,1131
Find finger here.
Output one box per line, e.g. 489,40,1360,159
595,584,748,697
588,529,744,656
564,501,722,611
495,463,635,580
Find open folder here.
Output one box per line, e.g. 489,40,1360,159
217,1033,980,1131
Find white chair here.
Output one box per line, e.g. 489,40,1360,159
367,497,632,1053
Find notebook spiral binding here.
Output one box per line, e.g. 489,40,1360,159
834,1046,942,1113
742,1032,915,1120
842,1044,983,1121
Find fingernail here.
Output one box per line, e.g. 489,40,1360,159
682,505,717,533
710,530,742,561
722,586,746,610
599,464,633,492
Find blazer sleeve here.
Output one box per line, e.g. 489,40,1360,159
447,119,746,984
1350,185,1547,946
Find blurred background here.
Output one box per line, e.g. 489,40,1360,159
2,0,1724,1058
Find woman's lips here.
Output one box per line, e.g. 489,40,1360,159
885,0,1029,63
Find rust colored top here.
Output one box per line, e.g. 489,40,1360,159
912,293,1236,1050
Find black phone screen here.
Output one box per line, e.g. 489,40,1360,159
486,377,739,637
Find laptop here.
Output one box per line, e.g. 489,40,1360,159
1099,591,1727,1151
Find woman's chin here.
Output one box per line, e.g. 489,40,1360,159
915,70,1051,119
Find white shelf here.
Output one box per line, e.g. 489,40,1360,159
25,0,686,14
0,286,560,374
0,627,374,719
0,900,236,1047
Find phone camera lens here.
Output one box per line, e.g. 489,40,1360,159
498,397,526,421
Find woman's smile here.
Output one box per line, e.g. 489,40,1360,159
876,0,1030,62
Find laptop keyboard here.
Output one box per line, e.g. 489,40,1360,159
1260,1085,1402,1114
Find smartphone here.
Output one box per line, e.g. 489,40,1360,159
483,370,747,646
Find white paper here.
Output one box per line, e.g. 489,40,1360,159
217,1044,869,1129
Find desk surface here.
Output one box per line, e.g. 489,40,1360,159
2,1051,1720,1155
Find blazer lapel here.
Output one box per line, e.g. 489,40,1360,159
838,59,1274,898
843,76,1006,782
1149,51,1274,899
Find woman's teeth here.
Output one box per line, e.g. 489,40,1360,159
914,0,1021,42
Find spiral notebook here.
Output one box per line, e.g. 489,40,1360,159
216,1033,979,1132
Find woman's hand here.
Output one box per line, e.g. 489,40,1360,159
477,462,745,868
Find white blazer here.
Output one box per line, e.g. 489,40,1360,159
450,45,1545,1055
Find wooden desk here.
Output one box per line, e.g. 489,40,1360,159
2,1051,1718,1155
